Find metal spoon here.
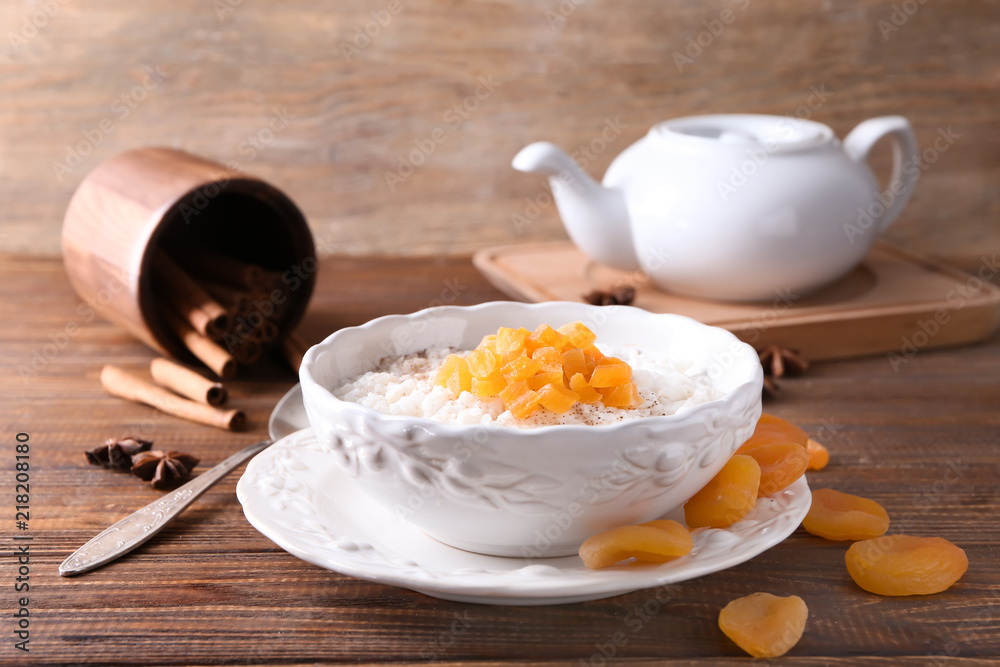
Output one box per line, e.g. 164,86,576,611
59,385,307,576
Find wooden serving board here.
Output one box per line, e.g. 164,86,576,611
473,241,1000,361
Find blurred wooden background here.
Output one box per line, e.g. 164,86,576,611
1,0,997,265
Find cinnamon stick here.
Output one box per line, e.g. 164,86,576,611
199,280,251,313
253,319,279,344
233,338,262,365
240,288,287,325
282,331,310,373
175,246,265,290
101,365,244,430
162,307,237,379
153,252,229,337
150,357,228,406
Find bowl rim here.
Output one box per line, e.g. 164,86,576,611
299,300,763,437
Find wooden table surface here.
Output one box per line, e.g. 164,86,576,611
2,254,999,666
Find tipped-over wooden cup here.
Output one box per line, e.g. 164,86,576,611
62,147,316,367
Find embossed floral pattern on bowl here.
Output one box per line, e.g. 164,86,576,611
300,301,763,557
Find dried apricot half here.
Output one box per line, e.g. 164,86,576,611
684,454,761,529
802,488,890,541
846,535,968,596
737,413,809,452
739,442,808,497
806,438,829,470
719,592,808,658
579,519,693,569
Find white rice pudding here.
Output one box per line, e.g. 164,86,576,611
333,344,724,427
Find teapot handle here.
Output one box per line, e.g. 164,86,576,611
843,116,919,234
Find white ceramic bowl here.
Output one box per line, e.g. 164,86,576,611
299,301,762,558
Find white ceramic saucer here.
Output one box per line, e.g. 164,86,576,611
237,393,811,606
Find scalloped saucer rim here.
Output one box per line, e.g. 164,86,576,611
237,415,811,606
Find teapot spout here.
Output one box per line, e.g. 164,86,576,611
513,142,639,272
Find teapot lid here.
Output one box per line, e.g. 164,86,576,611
651,114,834,151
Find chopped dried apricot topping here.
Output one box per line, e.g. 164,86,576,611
471,373,505,398
560,347,591,382
436,321,640,419
684,454,761,529
531,346,563,373
448,365,472,397
525,324,569,354
498,381,541,420
569,373,602,404
465,347,499,379
433,354,459,385
500,354,543,383
527,371,565,391
434,354,472,396
846,535,968,596
537,384,580,414
495,327,531,360
579,519,693,569
598,382,643,409
806,438,829,470
557,321,597,349
718,593,808,658
589,356,632,387
802,488,890,541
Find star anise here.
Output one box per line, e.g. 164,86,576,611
130,450,200,490
85,437,153,471
583,286,636,306
757,345,809,378
762,375,780,399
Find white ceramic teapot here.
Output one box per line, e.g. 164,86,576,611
513,114,918,301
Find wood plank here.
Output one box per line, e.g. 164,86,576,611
1,255,999,663
0,1,998,266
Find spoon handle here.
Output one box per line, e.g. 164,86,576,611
59,439,272,576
